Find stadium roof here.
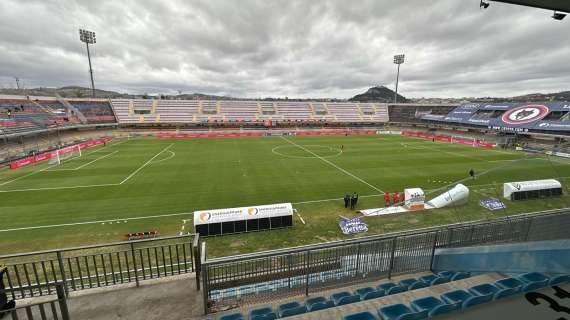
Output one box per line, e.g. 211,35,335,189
491,0,570,12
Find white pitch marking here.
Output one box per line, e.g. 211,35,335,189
120,143,174,185
281,136,385,194
0,211,194,233
0,183,120,193
47,150,119,171
0,164,57,186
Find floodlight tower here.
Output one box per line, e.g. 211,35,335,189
79,29,97,97
393,54,405,103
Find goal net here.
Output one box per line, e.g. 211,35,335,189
48,145,82,165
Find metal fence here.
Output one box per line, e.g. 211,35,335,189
0,234,198,300
201,209,570,313
1,283,70,320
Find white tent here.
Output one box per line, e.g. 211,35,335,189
504,179,562,200
427,184,470,209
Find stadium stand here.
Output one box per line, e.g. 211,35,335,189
68,100,116,124
0,98,116,137
109,99,392,125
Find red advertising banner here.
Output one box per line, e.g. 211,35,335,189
10,137,113,169
156,131,376,139
296,130,376,136
401,132,493,149
156,133,265,139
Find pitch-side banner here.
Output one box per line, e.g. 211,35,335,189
10,137,113,169
194,203,293,226
428,102,570,132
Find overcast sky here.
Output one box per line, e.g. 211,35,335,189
0,0,568,99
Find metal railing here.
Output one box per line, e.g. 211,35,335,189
0,234,197,300
201,208,570,313
1,283,70,320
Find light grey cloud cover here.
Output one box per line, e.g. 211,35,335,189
0,0,568,98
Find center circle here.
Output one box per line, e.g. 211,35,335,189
272,145,343,159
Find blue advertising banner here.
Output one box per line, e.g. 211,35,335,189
339,217,368,235
479,197,507,211
425,102,570,132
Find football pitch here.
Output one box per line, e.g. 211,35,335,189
1,134,570,257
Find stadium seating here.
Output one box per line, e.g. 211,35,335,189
410,296,457,317
378,303,426,320
518,272,550,292
68,101,116,124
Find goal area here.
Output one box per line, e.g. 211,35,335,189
48,145,82,165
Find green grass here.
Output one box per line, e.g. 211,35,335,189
1,134,570,258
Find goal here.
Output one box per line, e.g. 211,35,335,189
48,145,82,165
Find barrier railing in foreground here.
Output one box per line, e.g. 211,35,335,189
0,234,198,300
201,208,570,313
1,283,70,320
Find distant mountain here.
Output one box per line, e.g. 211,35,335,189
510,91,570,102
0,86,132,99
349,86,407,103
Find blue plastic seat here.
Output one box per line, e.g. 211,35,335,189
219,312,244,320
399,278,419,289
468,283,499,302
441,290,473,308
411,296,457,317
442,289,491,309
251,313,277,320
278,301,302,317
331,291,352,305
451,272,471,281
305,296,327,308
378,282,407,295
305,297,333,312
494,277,523,300
378,303,426,320
437,271,455,280
249,307,273,319
419,274,438,285
549,274,570,286
409,281,429,290
356,287,385,300
518,272,550,292
431,277,450,285
280,305,307,318
337,294,361,306
343,311,376,320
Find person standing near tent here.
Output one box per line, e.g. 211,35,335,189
469,169,475,180
394,191,400,204
344,194,350,208
384,192,390,206
354,192,359,208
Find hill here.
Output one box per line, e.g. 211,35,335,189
349,86,407,103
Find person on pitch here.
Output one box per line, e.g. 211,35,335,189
394,191,400,204
344,194,350,208
354,192,359,208
469,168,475,180
350,192,357,210
384,192,390,206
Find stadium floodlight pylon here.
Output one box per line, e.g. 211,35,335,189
393,54,405,103
79,29,97,98
48,145,82,165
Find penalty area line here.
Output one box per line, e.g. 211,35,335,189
119,143,174,185
0,211,194,233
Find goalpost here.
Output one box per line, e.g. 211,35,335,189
48,145,82,165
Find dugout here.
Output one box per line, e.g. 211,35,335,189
194,203,293,236
503,179,563,201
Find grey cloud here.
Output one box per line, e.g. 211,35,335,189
0,0,568,98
